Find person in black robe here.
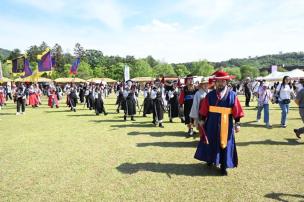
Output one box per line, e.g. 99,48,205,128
243,77,251,107
122,80,136,121
15,83,26,115
165,80,179,122
179,75,197,136
68,84,78,112
87,84,95,110
142,83,153,117
116,85,124,113
78,84,85,103
94,85,108,116
151,80,164,128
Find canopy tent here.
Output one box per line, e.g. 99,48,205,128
263,69,304,81
87,77,117,83
14,77,31,82
0,77,11,83
132,77,154,82
100,77,116,83
54,77,86,83
14,77,52,83
86,78,107,84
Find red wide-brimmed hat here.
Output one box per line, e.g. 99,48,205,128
210,70,235,81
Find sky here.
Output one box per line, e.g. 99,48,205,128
0,0,303,63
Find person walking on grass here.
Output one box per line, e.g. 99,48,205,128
275,76,295,128
194,71,244,176
294,79,304,138
256,82,272,128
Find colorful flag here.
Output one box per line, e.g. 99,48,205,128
21,59,33,78
124,64,130,81
0,61,3,80
38,49,52,72
70,58,80,75
12,56,26,74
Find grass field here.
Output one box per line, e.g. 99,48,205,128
0,94,303,201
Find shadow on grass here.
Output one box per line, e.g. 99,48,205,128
128,131,186,137
67,114,98,117
264,192,304,202
0,112,16,115
237,138,304,146
241,121,282,129
44,110,72,113
137,141,199,148
111,123,154,128
89,119,124,123
116,162,221,177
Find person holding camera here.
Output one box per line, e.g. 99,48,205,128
275,76,295,128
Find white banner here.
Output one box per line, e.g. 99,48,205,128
124,64,130,81
271,65,277,73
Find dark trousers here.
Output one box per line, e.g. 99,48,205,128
16,98,25,113
6,93,12,100
245,92,251,107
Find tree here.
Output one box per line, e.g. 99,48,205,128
105,62,124,81
259,70,269,77
223,67,241,80
125,55,136,66
77,61,93,79
85,49,104,68
74,43,86,58
130,59,153,78
190,60,214,76
174,64,190,77
278,66,287,72
7,49,21,60
1,62,11,77
63,53,75,65
26,45,40,63
52,44,65,73
93,67,106,77
240,65,259,79
154,63,176,76
39,41,49,52
145,55,158,67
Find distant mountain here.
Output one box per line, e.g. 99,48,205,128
174,52,304,69
0,48,11,60
213,52,304,68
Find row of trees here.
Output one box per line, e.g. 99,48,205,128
0,42,284,81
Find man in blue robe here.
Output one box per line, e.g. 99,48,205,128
194,70,244,175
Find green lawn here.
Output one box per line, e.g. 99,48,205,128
0,95,303,201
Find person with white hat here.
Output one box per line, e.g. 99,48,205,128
189,77,209,132
256,82,273,128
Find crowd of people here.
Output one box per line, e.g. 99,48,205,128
0,70,303,175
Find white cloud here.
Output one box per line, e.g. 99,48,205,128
12,0,128,30
1,1,304,63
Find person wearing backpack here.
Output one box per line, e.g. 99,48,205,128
275,76,295,128
256,82,272,128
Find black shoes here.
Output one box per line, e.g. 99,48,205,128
124,115,127,121
104,112,108,116
220,165,227,176
131,116,135,121
294,129,301,139
159,123,164,128
169,118,173,123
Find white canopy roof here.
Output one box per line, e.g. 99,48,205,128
263,69,304,81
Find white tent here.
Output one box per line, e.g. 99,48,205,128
263,69,304,81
